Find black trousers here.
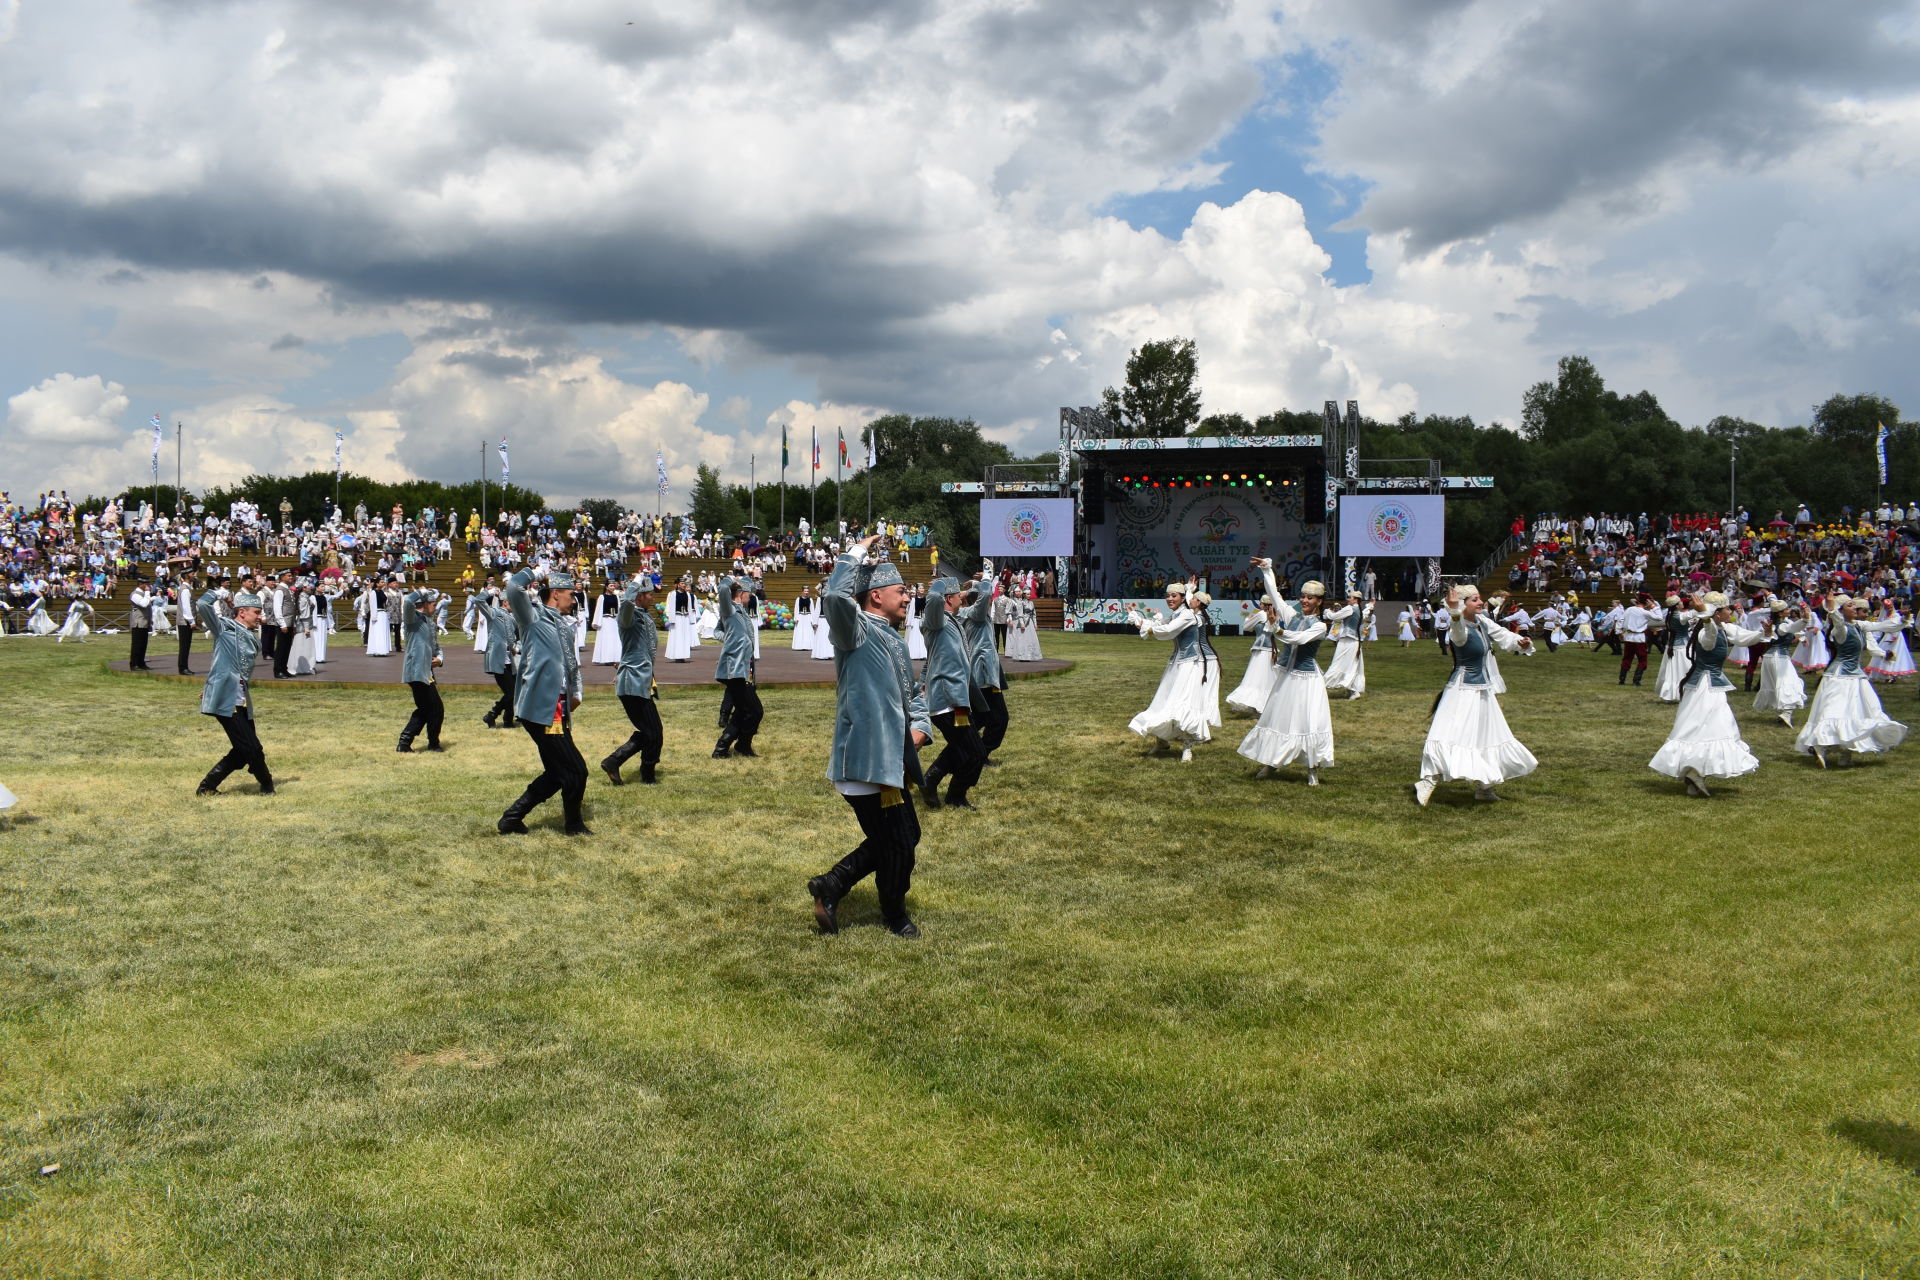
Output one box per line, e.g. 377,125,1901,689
206,711,272,790
403,680,444,745
994,621,1008,649
259,623,281,667
975,686,1009,754
719,677,763,744
488,670,517,724
817,789,921,907
129,626,150,668
273,626,295,676
517,717,587,822
177,625,195,673
927,709,987,802
613,693,663,769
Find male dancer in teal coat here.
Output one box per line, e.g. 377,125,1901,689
396,589,445,752
807,537,933,937
194,586,275,795
601,576,663,785
498,568,589,835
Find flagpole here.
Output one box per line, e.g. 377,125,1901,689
656,441,663,520
810,426,817,528
175,421,184,513
750,454,757,528
865,427,873,525
479,438,488,535
836,429,843,530
780,432,787,534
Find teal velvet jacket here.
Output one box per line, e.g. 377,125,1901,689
825,554,932,788
714,577,756,682
957,587,1006,691
196,589,258,719
506,570,580,726
402,592,442,684
616,580,658,698
918,579,972,715
477,598,517,676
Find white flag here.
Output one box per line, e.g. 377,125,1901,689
149,415,163,479
498,437,510,486
334,429,344,478
865,428,876,469
1877,422,1889,486
656,448,669,496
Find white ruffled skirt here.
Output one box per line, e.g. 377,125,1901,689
1793,626,1829,672
1237,666,1333,767
55,615,89,642
1868,629,1916,679
591,619,623,664
1650,680,1759,779
1224,649,1277,716
1752,651,1805,713
289,629,315,675
1654,644,1692,703
791,614,817,649
27,609,56,635
666,617,693,661
1005,620,1042,662
811,615,836,659
1794,671,1909,755
366,611,393,655
1422,680,1537,785
1323,637,1365,693
1128,655,1221,743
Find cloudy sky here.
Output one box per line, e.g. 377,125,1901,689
2,0,1917,505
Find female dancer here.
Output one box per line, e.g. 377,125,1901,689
1125,582,1221,762
54,598,93,643
591,582,624,664
1320,590,1370,700
1794,594,1910,768
906,585,930,661
1653,595,1696,703
1750,600,1808,727
791,587,819,650
1866,599,1916,681
1649,592,1767,797
365,583,394,656
1226,595,1280,714
1396,606,1418,647
1004,589,1044,661
1237,559,1333,785
1415,585,1535,806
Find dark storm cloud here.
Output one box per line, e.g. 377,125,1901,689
1323,0,1920,250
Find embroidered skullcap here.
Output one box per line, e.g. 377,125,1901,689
1191,591,1212,607
232,590,263,608
547,571,575,589
862,562,904,591
1768,598,1790,613
1664,594,1682,607
1457,584,1483,599
1165,581,1190,596
1299,580,1326,597
1848,596,1872,610
1259,594,1274,605
1702,591,1730,610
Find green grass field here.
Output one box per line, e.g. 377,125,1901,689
3,630,1918,1279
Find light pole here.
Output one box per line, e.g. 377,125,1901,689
1729,440,1738,521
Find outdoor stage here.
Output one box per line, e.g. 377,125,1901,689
108,639,1071,690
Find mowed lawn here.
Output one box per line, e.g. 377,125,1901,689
3,628,1918,1279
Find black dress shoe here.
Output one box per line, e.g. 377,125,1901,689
732,743,757,757
885,917,921,939
195,785,220,797
711,746,732,759
564,821,593,837
424,743,445,752
807,876,839,935
497,817,530,835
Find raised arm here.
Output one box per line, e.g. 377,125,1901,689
824,537,879,651
505,568,539,632
922,580,951,639
195,587,222,632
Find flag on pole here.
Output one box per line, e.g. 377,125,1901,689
865,427,876,469
656,448,670,497
1877,421,1889,486
149,414,163,479
498,437,510,486
838,428,848,468
781,424,789,468
334,429,343,478
811,426,819,471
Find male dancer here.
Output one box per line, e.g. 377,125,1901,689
917,572,987,810
601,576,663,785
498,568,589,836
258,571,285,677
477,587,518,729
807,538,932,937
712,574,763,757
269,569,298,677
1618,591,1658,686
128,579,154,670
193,584,275,796
174,569,198,675
957,563,1009,762
396,589,445,752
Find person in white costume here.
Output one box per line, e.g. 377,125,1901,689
1004,589,1044,661
1653,594,1699,703
1320,590,1371,699
791,586,820,650
1362,607,1379,642
810,579,837,660
905,585,930,661
1415,585,1536,807
591,582,624,664
1649,592,1768,797
1236,561,1334,784
1396,606,1418,646
665,579,697,662
1226,595,1281,715
1125,582,1221,762
288,585,316,675
1791,612,1830,673
365,584,394,656
55,598,94,642
312,587,335,665
1572,606,1594,646
1866,599,1916,681
1794,594,1910,768
1750,600,1809,726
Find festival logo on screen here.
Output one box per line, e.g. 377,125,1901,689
1364,501,1416,553
1002,504,1050,553
1197,505,1240,544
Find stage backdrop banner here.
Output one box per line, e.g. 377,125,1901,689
1338,494,1445,557
980,498,1075,558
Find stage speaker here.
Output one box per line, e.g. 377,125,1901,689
1082,469,1107,523
1301,465,1326,522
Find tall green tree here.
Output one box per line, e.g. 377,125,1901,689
1099,338,1201,438
1520,355,1610,444
688,464,742,533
